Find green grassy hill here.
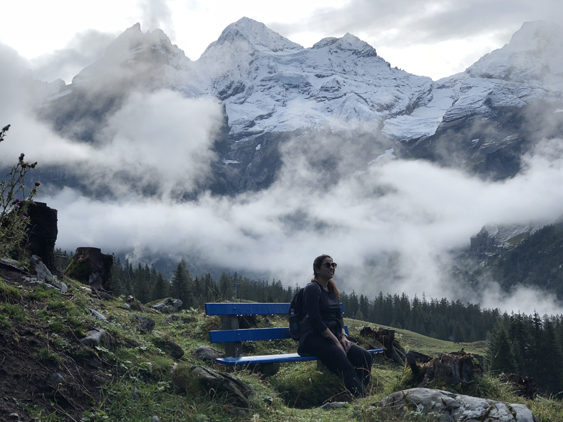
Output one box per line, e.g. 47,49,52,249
0,273,560,422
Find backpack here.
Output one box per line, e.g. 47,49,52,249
288,287,306,340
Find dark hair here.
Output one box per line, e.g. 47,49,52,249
312,254,339,298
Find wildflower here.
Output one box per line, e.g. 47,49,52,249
23,216,27,220
15,199,20,203
34,181,41,187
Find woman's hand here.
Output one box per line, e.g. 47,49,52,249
340,336,352,353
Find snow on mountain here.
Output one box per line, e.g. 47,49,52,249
40,18,563,189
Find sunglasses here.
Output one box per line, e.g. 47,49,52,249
322,262,338,269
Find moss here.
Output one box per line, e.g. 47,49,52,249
65,258,91,283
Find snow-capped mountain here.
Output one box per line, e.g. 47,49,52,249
39,18,563,192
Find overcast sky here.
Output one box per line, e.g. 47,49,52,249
2,0,563,81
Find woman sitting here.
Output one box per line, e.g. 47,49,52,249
298,254,372,397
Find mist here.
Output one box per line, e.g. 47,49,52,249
1,38,563,317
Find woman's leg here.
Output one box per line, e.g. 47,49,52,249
346,344,372,389
301,333,365,396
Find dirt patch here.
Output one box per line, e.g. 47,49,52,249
0,263,111,421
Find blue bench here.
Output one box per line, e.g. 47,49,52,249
205,302,384,367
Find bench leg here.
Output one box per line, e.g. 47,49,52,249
220,315,243,357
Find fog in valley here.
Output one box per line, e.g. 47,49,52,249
2,25,563,317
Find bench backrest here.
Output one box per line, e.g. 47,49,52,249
205,302,348,345
205,302,345,316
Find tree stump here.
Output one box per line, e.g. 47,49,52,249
26,202,58,273
405,349,484,392
65,247,113,291
360,326,405,365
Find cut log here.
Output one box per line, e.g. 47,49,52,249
360,326,405,366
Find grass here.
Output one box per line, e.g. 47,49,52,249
3,275,563,422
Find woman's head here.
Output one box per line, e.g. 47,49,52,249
312,254,339,297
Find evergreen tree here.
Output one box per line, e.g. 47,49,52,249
171,259,193,309
153,273,169,300
486,323,517,375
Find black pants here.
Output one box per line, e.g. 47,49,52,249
300,333,372,396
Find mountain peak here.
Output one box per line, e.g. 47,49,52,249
466,20,563,82
312,33,377,57
212,17,302,53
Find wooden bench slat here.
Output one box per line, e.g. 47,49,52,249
214,349,385,366
205,302,345,316
205,303,290,316
210,327,291,343
209,326,350,343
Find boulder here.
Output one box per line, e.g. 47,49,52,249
129,313,155,333
152,338,184,360
80,329,111,349
193,346,225,363
29,255,53,281
149,297,183,313
191,365,253,408
380,388,538,422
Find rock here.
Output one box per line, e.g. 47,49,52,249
80,329,111,348
318,402,349,409
193,346,225,362
8,413,19,420
151,417,160,422
126,295,152,312
163,315,182,325
153,338,184,359
380,388,538,422
149,297,183,313
30,255,53,281
47,373,65,388
191,365,253,408
90,309,107,322
129,313,155,333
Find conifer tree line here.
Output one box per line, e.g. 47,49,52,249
109,258,294,309
486,313,563,396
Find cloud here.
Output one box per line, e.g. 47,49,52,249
138,0,175,40
271,0,563,49
30,30,116,83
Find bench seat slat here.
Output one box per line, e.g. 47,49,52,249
209,326,350,343
215,349,385,365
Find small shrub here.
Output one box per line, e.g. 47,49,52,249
0,280,20,302
39,348,61,365
27,283,58,301
0,303,26,321
0,314,12,330
47,300,77,316
48,320,66,334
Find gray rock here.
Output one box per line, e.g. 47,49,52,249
90,309,107,322
80,329,111,348
47,373,64,387
318,402,349,409
163,315,182,325
153,338,184,359
380,388,538,422
193,346,225,362
151,416,160,422
129,313,155,333
30,255,53,281
150,297,183,313
9,413,19,420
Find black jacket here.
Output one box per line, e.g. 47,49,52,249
298,280,344,353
